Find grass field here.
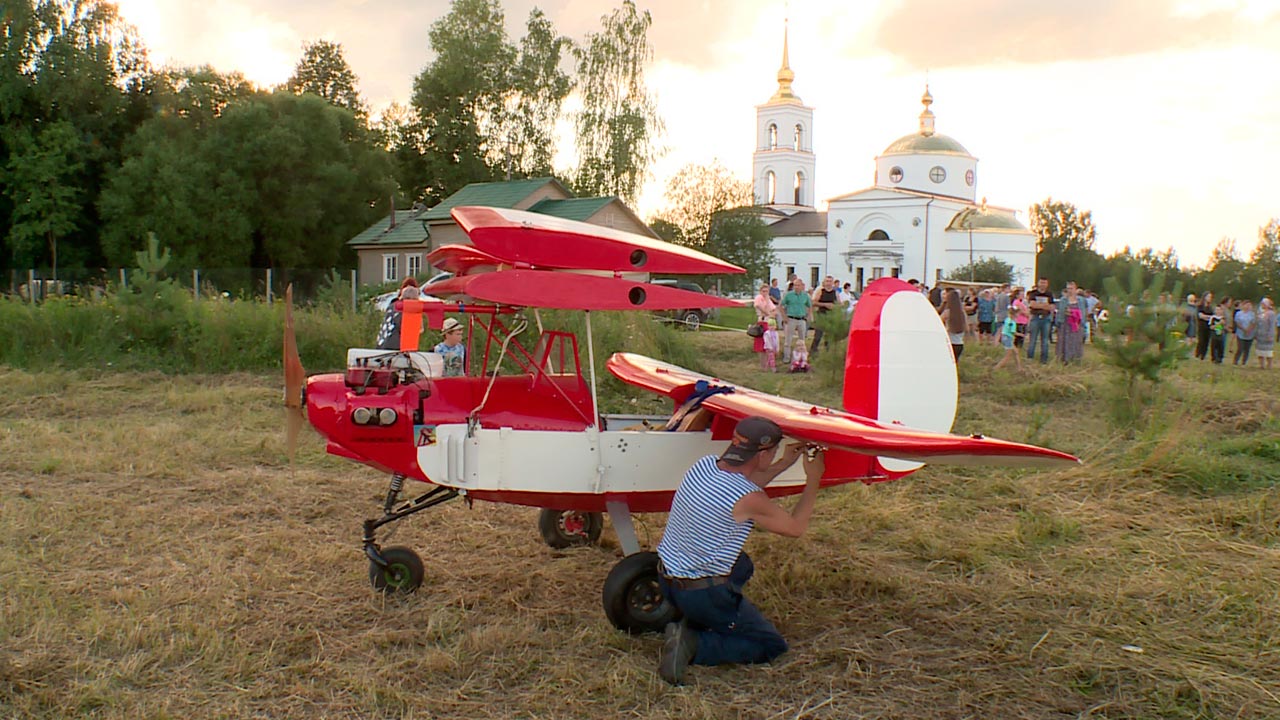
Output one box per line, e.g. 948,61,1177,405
2,331,1278,719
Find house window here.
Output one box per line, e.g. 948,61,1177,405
891,267,901,278
794,123,803,151
929,166,947,183
856,267,865,292
868,229,890,241
382,254,398,283
794,171,805,205
768,123,778,149
406,253,422,278
785,265,795,281
810,267,820,287
872,267,884,280
889,166,904,183
767,171,776,204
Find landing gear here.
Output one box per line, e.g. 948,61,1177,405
602,551,679,634
538,509,603,548
369,546,424,594
363,474,458,594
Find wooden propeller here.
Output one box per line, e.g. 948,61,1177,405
283,284,306,461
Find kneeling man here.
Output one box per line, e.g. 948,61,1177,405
655,416,825,685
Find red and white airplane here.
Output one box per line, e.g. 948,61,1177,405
283,206,1079,633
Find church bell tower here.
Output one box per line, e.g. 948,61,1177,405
753,23,816,208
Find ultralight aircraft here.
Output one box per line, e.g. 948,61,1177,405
282,206,1079,633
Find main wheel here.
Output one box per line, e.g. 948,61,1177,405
369,546,424,594
538,509,603,549
681,311,703,331
602,551,680,634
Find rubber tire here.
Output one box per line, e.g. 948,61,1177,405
681,311,703,331
369,546,424,594
538,509,603,549
602,551,680,634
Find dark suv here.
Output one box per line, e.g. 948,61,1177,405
650,279,710,330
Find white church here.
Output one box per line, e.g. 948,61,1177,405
752,30,1037,292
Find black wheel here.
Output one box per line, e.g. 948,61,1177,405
538,509,603,549
681,311,703,330
602,551,680,634
369,546,424,594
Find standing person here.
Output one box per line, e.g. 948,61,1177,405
433,318,467,377
761,321,779,372
1254,298,1276,369
809,276,838,354
780,279,812,364
1012,287,1030,349
994,285,1010,345
963,289,979,338
655,417,824,685
842,282,856,314
1055,282,1087,364
768,278,782,305
375,278,421,350
1209,303,1227,364
1221,296,1236,358
993,303,1024,370
1026,278,1055,364
1184,294,1198,345
1233,300,1257,366
977,289,996,344
1195,292,1215,360
753,283,776,323
941,288,967,360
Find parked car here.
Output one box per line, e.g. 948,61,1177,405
373,271,454,311
650,278,711,330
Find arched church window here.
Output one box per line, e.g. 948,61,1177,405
768,124,777,150
889,166,904,183
766,171,776,203
868,229,890,241
794,171,805,205
929,166,947,183
794,124,803,151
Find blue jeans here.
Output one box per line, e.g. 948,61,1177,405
660,553,788,666
1027,316,1051,363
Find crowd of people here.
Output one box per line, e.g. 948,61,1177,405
749,274,1280,372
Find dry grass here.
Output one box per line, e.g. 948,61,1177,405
2,337,1278,719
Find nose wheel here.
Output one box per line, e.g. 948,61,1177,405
369,546,424,594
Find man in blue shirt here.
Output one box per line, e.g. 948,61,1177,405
656,416,825,685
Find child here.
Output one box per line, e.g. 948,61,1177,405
1209,304,1226,364
993,312,1023,370
761,320,779,372
789,338,810,373
434,317,467,376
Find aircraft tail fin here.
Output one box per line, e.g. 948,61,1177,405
843,278,958,474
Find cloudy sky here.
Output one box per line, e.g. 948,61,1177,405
112,0,1280,267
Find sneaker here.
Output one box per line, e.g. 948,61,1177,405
658,619,697,685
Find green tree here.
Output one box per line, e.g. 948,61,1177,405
1201,237,1249,300
286,40,366,120
1098,266,1187,428
100,91,394,270
3,120,84,275
501,8,571,177
701,208,775,293
1030,198,1103,289
410,0,513,203
652,161,752,250
1247,220,1280,301
571,0,664,204
946,257,1014,284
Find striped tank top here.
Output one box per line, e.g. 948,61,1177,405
657,455,760,578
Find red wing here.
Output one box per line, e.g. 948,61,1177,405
427,244,509,276
452,206,745,275
607,353,1080,469
421,270,742,311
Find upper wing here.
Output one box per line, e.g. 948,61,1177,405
451,206,745,275
607,352,1080,469
420,270,742,312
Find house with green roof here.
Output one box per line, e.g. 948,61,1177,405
348,177,658,286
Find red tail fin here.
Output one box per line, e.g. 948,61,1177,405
844,279,958,473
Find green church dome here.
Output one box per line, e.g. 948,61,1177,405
882,132,972,157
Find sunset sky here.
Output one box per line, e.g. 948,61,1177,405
111,0,1280,268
